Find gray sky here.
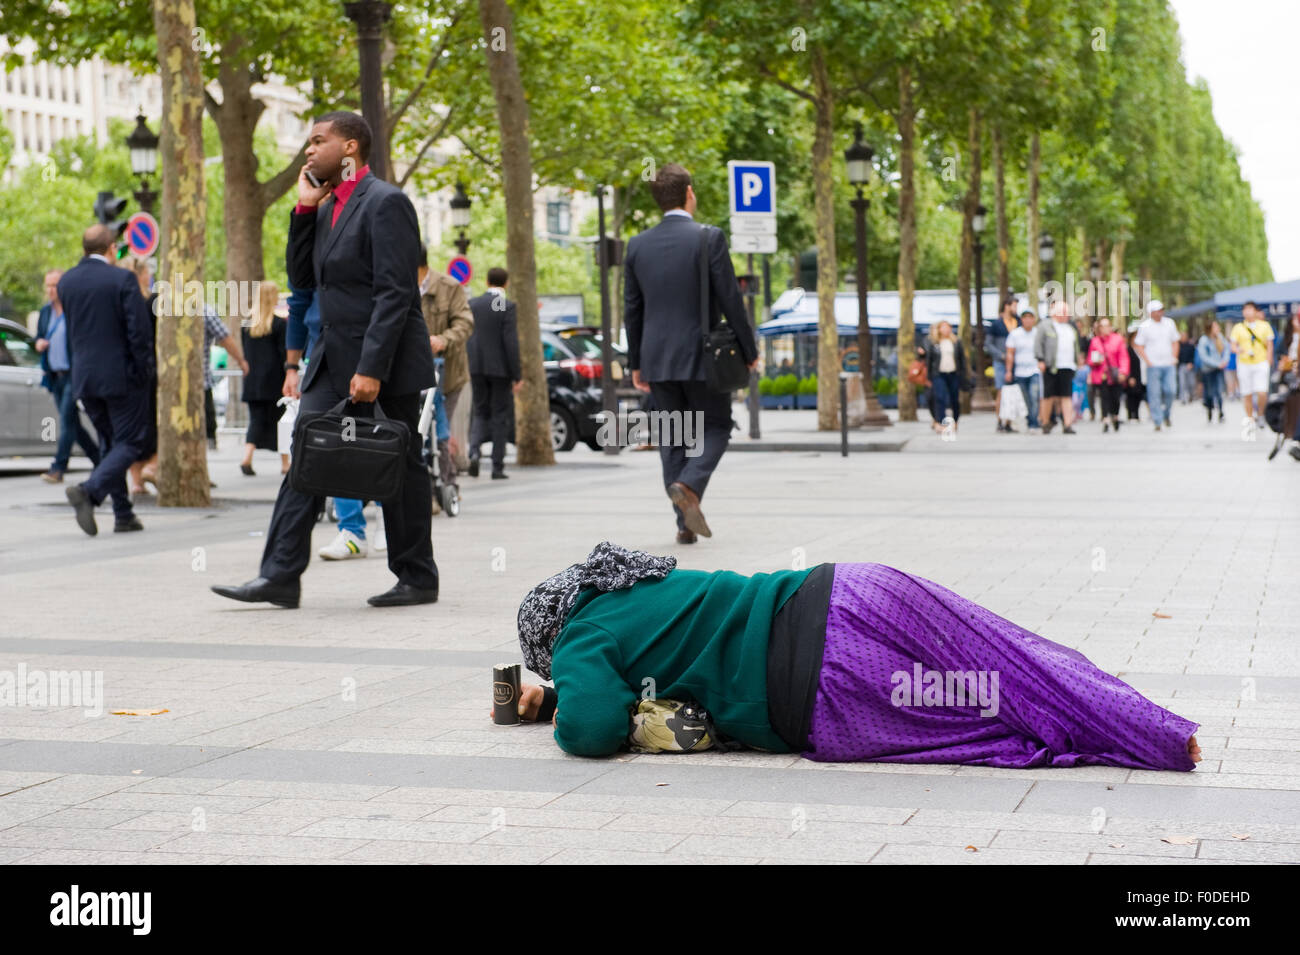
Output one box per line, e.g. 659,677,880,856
1170,0,1297,281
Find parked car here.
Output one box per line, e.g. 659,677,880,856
0,317,97,457
542,323,641,451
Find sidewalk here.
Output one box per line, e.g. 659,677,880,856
1,394,1298,864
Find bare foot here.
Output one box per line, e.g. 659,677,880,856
1188,735,1202,763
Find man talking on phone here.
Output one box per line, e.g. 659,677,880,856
212,111,439,608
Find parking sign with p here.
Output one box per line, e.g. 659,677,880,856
728,161,775,217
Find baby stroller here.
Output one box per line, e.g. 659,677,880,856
1264,368,1300,461
420,357,460,516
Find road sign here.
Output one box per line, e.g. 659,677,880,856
125,212,159,258
447,256,472,285
731,234,778,254
730,216,777,235
728,160,776,216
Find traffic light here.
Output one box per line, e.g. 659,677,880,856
93,191,129,241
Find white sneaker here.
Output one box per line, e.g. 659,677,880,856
372,514,387,553
318,530,368,560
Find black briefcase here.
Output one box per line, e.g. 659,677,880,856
288,397,410,502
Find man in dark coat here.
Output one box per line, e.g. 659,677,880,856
623,163,758,543
212,111,438,609
465,267,522,479
35,267,101,482
57,226,154,535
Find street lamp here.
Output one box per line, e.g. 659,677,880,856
844,122,890,427
971,203,993,411
125,109,159,216
1090,256,1102,327
449,181,472,255
1038,233,1055,306
344,1,393,181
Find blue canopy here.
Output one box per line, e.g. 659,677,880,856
1166,278,1300,322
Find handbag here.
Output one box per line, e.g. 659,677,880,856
288,397,410,502
698,225,751,393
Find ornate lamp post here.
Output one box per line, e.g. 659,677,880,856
1038,233,1055,308
450,182,472,255
125,110,159,216
971,204,994,410
844,122,890,427
1090,256,1102,330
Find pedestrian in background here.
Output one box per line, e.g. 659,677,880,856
238,281,289,477
925,320,969,433
986,296,1019,432
1230,301,1274,427
1034,301,1080,434
57,225,153,535
35,268,101,484
623,162,758,543
202,305,248,450
1086,317,1129,432
120,254,158,497
1124,329,1146,421
1197,320,1229,423
1133,300,1179,431
1005,309,1040,430
1177,330,1197,404
466,267,522,480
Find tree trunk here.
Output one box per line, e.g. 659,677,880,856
479,0,553,465
993,124,1009,306
896,66,918,422
1110,239,1126,333
1025,132,1041,316
957,107,980,414
210,53,267,284
153,0,210,506
810,48,839,430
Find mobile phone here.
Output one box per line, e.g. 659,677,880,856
304,169,323,189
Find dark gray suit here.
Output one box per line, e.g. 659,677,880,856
623,213,757,530
466,290,520,470
260,171,438,590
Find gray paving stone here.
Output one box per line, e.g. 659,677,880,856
156,832,372,858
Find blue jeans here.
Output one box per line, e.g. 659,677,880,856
47,373,100,472
1015,374,1041,428
931,372,961,422
1146,365,1176,425
1201,369,1223,414
335,498,367,539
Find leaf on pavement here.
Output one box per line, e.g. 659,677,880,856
111,708,169,716
1161,835,1198,845
1152,612,1172,619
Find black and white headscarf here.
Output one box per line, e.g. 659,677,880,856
517,542,676,679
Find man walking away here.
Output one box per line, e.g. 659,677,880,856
1133,300,1179,431
35,268,100,483
1230,301,1274,427
466,268,521,479
57,226,154,535
623,163,759,543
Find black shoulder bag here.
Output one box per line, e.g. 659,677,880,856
698,224,751,393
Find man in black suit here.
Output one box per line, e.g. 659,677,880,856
623,163,758,543
34,268,101,483
465,267,521,479
212,111,438,609
58,226,154,536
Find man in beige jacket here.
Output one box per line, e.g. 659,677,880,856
419,247,475,474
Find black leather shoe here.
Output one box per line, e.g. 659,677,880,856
367,582,439,607
667,481,711,537
66,483,97,536
211,577,300,608
491,469,508,479
467,456,480,478
675,529,697,544
113,517,144,533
